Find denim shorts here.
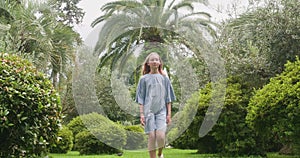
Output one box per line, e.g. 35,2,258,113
144,109,167,134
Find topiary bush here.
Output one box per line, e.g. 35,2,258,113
75,130,122,155
123,125,147,150
73,113,126,155
0,53,62,157
50,126,73,154
247,57,300,155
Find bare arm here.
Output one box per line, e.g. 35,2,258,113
166,102,172,124
140,104,145,126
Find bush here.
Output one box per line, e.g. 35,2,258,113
73,113,127,155
67,115,87,150
0,53,62,157
123,125,147,150
50,126,73,153
211,77,265,156
247,57,300,155
169,86,218,152
75,130,121,155
170,76,264,156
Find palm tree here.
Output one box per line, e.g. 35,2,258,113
0,0,81,89
91,0,219,70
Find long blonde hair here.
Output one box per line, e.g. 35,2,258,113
142,52,165,75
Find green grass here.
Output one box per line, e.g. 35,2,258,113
49,149,298,158
49,149,214,158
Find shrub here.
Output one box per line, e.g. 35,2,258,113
168,91,199,149
124,125,147,150
73,113,126,155
75,130,121,155
67,115,87,150
247,57,300,155
170,76,264,156
50,126,73,153
169,86,218,153
0,53,62,157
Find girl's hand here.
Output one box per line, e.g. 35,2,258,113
140,115,145,126
166,115,171,125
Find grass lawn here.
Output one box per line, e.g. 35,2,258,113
49,149,215,158
49,149,298,158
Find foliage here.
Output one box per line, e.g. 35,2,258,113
247,57,300,155
74,113,126,155
67,113,127,154
170,76,264,156
168,91,206,150
95,67,136,123
66,114,87,150
50,126,73,154
123,125,147,150
91,0,218,71
211,77,262,156
0,53,62,157
219,0,300,87
60,80,78,123
0,0,82,89
49,0,85,26
75,131,121,155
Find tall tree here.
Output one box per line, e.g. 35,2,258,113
91,0,218,71
0,0,82,89
218,0,300,87
49,0,85,26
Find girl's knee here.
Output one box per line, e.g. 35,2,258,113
156,131,165,141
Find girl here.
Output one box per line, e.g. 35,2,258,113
136,52,176,158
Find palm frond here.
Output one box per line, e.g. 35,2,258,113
180,18,218,38
94,12,146,55
167,0,176,9
94,16,127,55
91,15,107,27
0,23,11,31
171,2,193,11
92,0,145,27
185,0,208,5
161,9,177,27
0,0,15,22
97,50,116,71
179,11,211,20
93,0,218,72
101,0,143,12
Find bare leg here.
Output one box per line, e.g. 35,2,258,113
148,131,156,158
156,130,165,157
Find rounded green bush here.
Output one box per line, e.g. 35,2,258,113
73,113,126,155
50,126,73,154
124,125,147,150
67,115,87,150
0,53,62,157
75,130,121,155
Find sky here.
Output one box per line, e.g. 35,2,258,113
73,0,249,45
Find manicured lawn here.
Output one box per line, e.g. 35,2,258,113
49,149,215,158
49,149,298,158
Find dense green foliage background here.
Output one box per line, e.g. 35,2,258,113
0,53,62,157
